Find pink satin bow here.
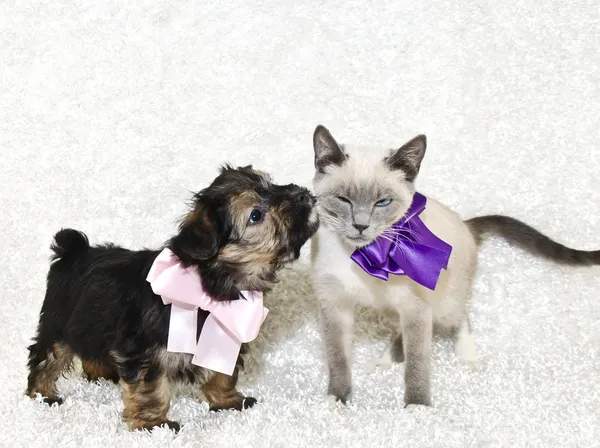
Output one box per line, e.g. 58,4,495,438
146,248,268,376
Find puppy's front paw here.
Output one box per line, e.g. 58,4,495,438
242,396,257,409
209,394,257,412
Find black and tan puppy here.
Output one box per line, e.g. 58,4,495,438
26,165,319,431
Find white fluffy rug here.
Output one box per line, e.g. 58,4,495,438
2,1,599,447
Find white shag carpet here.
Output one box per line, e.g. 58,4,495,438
1,1,599,447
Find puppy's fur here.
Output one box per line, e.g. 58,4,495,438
26,165,319,432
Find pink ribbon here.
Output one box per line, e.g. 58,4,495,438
146,248,268,376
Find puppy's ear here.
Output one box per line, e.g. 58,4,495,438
219,163,253,173
171,197,226,261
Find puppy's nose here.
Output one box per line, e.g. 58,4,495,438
296,191,315,205
353,224,369,233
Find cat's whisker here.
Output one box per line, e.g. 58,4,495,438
383,227,424,245
385,224,422,240
377,234,410,262
320,214,343,224
382,230,419,252
382,228,418,243
321,217,346,230
404,221,426,243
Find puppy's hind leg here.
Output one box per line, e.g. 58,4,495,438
82,359,120,383
26,341,74,405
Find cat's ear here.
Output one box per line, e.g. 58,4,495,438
313,125,347,173
385,134,427,182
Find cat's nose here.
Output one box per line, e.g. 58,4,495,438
353,223,369,233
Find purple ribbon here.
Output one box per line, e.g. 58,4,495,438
351,193,452,291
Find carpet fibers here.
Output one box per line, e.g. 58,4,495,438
1,1,599,447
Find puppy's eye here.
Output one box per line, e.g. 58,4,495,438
375,199,392,207
336,196,351,204
248,209,264,225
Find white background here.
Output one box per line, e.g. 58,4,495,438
1,1,599,447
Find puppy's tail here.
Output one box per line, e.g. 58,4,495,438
50,229,90,261
466,215,600,266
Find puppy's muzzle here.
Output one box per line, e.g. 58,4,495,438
293,188,317,207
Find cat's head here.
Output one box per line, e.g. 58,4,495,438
312,125,426,247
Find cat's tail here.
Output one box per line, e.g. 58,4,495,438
466,215,600,266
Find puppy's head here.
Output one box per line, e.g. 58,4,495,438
169,165,319,300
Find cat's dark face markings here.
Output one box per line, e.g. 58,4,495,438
313,125,349,174
383,135,427,182
312,125,427,247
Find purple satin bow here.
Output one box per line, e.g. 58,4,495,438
351,193,452,291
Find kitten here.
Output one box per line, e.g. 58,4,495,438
310,125,600,407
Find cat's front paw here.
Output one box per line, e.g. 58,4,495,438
324,394,351,409
327,382,351,405
403,392,432,408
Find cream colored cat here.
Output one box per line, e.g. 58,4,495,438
310,125,600,407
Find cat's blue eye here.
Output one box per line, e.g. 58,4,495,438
375,199,392,207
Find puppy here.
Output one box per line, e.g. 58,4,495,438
26,165,319,431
